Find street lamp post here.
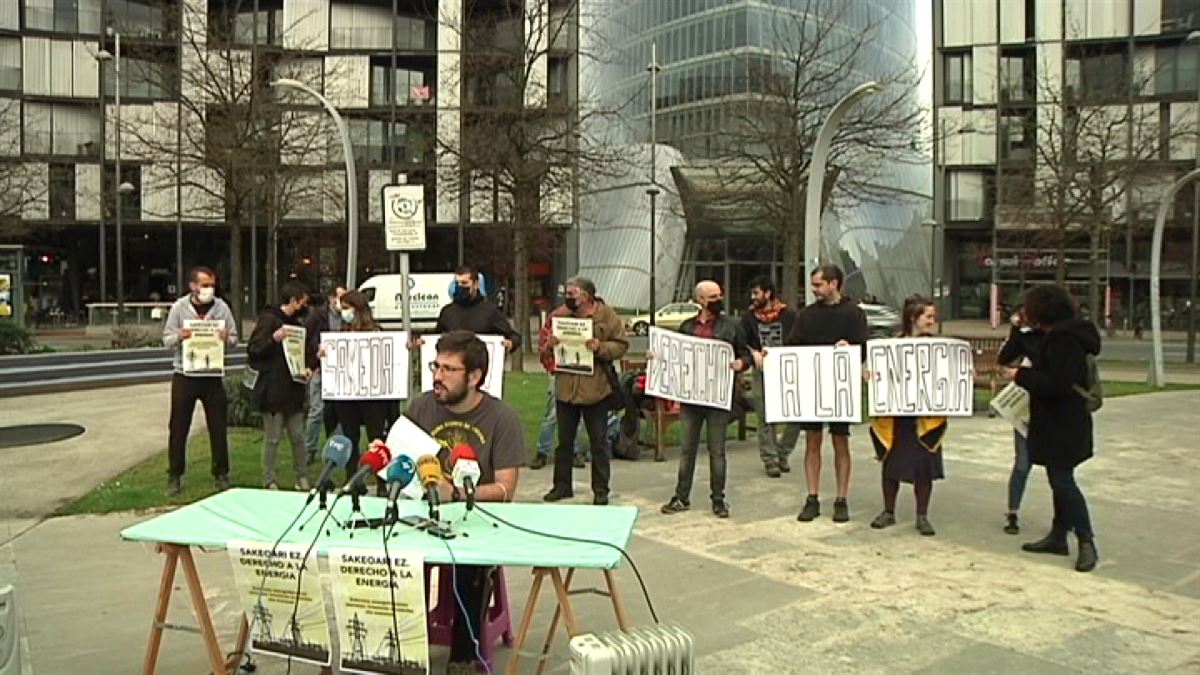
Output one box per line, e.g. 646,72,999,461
647,42,661,326
803,81,882,306
97,29,128,318
923,218,942,332
271,78,360,288
95,45,109,303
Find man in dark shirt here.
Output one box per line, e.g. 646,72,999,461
402,331,524,672
784,265,868,524
434,266,521,352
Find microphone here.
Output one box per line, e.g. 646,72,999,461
450,444,481,509
416,454,443,520
342,443,393,494
385,455,417,503
309,435,353,502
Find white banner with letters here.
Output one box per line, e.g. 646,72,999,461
764,345,862,423
419,333,507,399
645,327,735,410
865,338,974,417
320,332,410,400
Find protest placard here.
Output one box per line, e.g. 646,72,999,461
764,345,862,423
418,333,507,398
328,548,429,674
182,319,224,375
865,338,975,417
552,317,593,375
226,541,331,667
282,325,307,383
990,381,1030,436
320,332,409,400
644,326,736,410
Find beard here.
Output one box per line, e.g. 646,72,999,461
433,380,470,406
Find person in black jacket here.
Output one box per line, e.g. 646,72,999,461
785,265,869,524
248,280,311,490
741,275,800,478
996,310,1045,535
1002,284,1101,573
435,266,521,352
661,280,752,519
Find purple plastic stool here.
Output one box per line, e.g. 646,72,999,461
425,564,514,671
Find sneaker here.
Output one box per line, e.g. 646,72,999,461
712,501,730,519
870,510,896,529
661,497,690,515
215,475,230,491
295,476,311,491
778,457,791,473
574,454,586,469
1004,513,1020,535
166,476,182,497
797,495,820,522
529,454,548,470
266,482,280,490
832,498,850,523
916,516,936,536
764,461,782,478
543,488,573,502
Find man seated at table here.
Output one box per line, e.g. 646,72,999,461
400,330,525,672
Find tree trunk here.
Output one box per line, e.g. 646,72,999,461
781,218,802,307
511,192,537,374
227,175,244,327
267,216,279,308
1087,228,1101,328
1054,235,1068,284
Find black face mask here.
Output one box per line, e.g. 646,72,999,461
707,299,724,315
564,296,579,311
452,285,473,305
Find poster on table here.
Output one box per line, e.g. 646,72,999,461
328,548,429,675
282,325,308,383
644,326,736,411
551,317,594,375
989,382,1030,437
418,333,507,398
383,414,443,501
320,331,410,400
182,319,225,375
226,541,332,667
763,345,862,423
865,338,975,417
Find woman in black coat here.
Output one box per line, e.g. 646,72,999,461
1002,285,1101,573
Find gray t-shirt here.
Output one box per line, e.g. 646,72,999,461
406,391,526,485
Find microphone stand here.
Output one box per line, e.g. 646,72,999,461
298,480,345,534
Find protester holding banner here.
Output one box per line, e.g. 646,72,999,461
660,280,752,519
868,297,946,536
540,276,628,505
997,310,1045,535
402,331,524,672
741,275,800,478
303,284,345,464
328,290,390,480
162,266,239,496
434,265,521,352
1002,285,1102,573
785,264,869,523
247,281,312,490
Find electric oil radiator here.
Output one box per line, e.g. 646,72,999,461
569,625,694,675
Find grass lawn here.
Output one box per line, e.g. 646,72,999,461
61,374,1198,516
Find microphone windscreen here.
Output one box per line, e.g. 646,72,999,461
449,443,477,464
360,450,389,473
416,454,442,488
386,455,416,485
323,434,353,467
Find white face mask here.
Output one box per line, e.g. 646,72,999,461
195,287,215,303
340,308,355,323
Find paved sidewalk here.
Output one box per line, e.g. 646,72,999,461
1,385,1197,673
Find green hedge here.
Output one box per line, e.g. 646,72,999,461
223,373,263,428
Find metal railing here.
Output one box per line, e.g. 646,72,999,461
86,302,174,326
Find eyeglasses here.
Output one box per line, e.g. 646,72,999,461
428,361,466,374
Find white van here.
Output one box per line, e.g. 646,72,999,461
358,272,488,331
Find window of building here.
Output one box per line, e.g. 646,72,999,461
999,52,1034,103
1155,43,1199,96
23,102,101,156
48,163,75,220
947,170,985,221
1066,45,1128,103
369,62,431,106
103,163,141,222
548,56,571,105
0,37,19,91
24,0,99,34
944,51,972,105
1162,0,1199,33
102,55,176,99
1000,111,1034,161
106,0,168,39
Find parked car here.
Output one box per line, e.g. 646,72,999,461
860,302,901,339
624,301,703,336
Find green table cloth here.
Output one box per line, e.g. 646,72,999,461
121,488,639,569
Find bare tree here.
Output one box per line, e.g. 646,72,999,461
435,0,628,370
710,0,925,305
0,99,48,230
1001,50,1194,325
112,0,337,320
